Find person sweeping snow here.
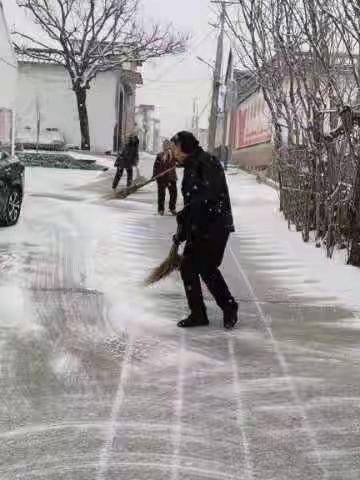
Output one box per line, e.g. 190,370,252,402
153,139,177,215
171,131,238,329
146,131,239,330
112,135,139,190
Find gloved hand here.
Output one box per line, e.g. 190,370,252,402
172,233,181,246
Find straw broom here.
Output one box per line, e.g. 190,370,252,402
112,166,177,199
145,242,182,286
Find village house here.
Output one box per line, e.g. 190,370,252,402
229,69,272,168
222,50,356,169
15,51,143,153
0,1,17,153
221,51,272,169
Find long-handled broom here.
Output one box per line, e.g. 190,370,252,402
133,166,148,186
112,165,177,199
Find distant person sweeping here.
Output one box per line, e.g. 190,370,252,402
112,135,139,190
153,139,177,215
170,131,238,329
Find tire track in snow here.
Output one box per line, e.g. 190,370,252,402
96,340,134,480
171,331,186,480
229,243,329,480
227,335,254,480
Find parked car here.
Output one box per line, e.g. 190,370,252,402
0,151,24,226
16,126,66,151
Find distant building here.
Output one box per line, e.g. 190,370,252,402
221,49,272,169
136,105,161,153
16,53,142,153
223,50,355,169
0,1,17,152
230,69,272,168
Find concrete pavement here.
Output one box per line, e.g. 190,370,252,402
0,163,359,479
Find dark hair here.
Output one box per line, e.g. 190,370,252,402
171,131,199,154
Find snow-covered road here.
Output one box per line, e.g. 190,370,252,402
0,158,360,479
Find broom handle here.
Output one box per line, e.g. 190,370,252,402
140,166,177,187
115,165,178,198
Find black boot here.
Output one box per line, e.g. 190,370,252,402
178,304,209,328
177,313,209,328
224,302,239,330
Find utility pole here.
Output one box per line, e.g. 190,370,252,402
208,1,236,153
222,48,233,170
357,26,360,104
191,97,199,139
152,118,160,153
35,95,41,153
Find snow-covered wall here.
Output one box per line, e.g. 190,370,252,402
16,64,133,152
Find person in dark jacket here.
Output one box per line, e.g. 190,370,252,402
112,135,139,190
171,131,238,329
153,139,177,215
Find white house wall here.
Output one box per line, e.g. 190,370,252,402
17,64,79,146
87,70,118,152
0,2,17,111
17,65,122,152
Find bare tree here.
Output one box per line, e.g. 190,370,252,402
15,0,187,150
225,0,360,265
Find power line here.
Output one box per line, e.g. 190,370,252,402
145,78,210,85
144,30,215,85
140,79,211,94
199,96,212,120
0,55,17,69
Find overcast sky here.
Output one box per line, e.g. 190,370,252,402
3,0,224,139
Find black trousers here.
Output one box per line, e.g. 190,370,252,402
180,233,235,318
113,167,133,189
157,180,177,213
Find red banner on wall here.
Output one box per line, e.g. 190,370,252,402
233,93,271,149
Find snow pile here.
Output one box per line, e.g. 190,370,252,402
17,151,106,170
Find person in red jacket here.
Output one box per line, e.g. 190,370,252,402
153,139,177,215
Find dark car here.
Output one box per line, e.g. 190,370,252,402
0,151,24,227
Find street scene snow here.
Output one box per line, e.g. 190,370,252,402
2,0,360,478
1,156,360,479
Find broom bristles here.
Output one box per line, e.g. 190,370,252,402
145,244,182,286
111,165,176,200
115,181,146,199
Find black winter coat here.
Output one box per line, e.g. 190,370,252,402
176,147,235,243
115,143,139,169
